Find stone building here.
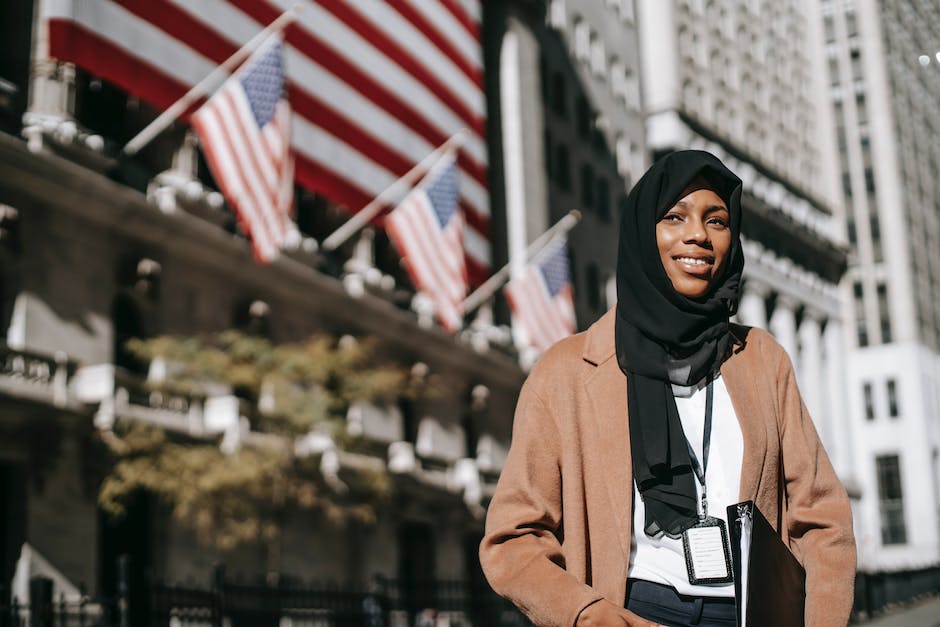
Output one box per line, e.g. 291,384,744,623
636,0,856,513
816,0,940,602
489,0,646,337
0,1,531,624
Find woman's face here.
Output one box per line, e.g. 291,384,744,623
656,185,732,299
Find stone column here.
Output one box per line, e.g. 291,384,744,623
738,281,769,329
22,0,77,151
823,318,856,483
768,294,799,365
797,310,823,433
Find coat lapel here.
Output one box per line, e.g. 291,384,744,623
720,330,768,502
582,312,633,559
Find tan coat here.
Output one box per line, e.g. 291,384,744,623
480,309,856,627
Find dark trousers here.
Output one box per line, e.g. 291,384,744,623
626,579,737,627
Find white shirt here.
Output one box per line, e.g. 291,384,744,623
627,373,744,597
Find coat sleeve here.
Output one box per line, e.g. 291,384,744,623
479,378,604,627
776,349,857,627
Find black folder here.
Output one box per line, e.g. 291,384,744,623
727,501,806,627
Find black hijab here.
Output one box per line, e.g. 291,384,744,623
615,150,744,538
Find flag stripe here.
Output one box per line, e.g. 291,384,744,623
505,244,577,353
385,156,467,331
192,107,279,260
47,0,490,279
392,0,482,85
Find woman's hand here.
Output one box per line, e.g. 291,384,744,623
576,599,662,626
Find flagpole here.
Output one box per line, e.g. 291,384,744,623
122,3,303,157
461,209,582,316
320,129,470,252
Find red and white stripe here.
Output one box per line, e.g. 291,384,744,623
385,189,466,330
45,0,490,279
505,268,576,353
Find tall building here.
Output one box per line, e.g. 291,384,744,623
637,0,854,500
487,0,646,351
817,0,940,603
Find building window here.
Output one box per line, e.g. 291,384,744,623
870,209,883,262
580,163,594,210
555,143,571,191
552,72,567,117
586,263,601,312
853,281,868,347
845,10,858,37
596,177,610,222
886,379,899,418
863,382,875,420
876,455,907,545
856,92,868,125
576,96,591,139
877,283,892,343
841,171,853,199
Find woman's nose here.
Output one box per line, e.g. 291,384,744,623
681,218,707,243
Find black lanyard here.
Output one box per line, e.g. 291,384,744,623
684,377,714,520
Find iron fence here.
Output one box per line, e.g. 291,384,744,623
2,560,530,627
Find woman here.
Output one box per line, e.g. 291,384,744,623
480,151,855,627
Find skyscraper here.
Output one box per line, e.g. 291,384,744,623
817,0,940,602
637,0,855,499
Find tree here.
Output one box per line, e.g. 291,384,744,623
98,330,423,574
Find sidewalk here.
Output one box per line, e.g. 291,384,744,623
853,596,940,627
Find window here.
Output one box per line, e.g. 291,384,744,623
845,10,858,37
552,72,567,117
877,283,892,342
886,379,899,418
870,210,884,263
863,382,875,420
853,281,868,347
856,92,868,125
576,96,591,139
823,15,835,42
580,163,594,210
586,263,601,311
596,177,610,222
555,144,571,191
876,455,907,545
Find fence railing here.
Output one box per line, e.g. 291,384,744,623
2,559,530,627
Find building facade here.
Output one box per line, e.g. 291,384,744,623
488,0,646,352
0,1,533,624
817,0,940,598
637,0,854,491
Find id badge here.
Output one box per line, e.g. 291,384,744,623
682,516,734,585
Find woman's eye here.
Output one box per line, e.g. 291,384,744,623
662,213,682,222
708,217,729,227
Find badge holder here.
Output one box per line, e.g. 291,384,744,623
680,377,734,586
682,494,734,585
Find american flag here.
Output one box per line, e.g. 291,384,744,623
45,0,490,279
504,241,577,353
191,38,294,263
385,153,467,332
